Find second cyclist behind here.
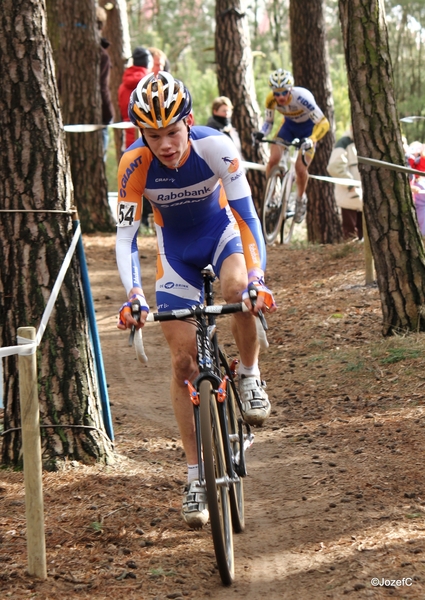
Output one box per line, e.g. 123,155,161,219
253,68,330,223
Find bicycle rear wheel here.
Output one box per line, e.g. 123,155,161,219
199,379,234,585
262,166,286,245
281,168,297,244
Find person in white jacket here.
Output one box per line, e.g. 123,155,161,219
327,128,363,240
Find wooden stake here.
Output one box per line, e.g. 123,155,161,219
18,327,47,579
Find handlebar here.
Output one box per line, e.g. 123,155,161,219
252,134,309,166
128,285,269,362
146,302,249,323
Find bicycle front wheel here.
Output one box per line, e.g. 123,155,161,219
281,168,297,244
199,380,234,585
262,166,286,245
219,350,245,533
226,380,245,533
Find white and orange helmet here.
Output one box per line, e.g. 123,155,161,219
128,71,192,129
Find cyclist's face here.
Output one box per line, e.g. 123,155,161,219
273,89,291,106
143,118,192,168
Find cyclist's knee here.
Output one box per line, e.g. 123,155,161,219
171,349,197,383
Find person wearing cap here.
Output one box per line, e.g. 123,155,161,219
118,47,153,149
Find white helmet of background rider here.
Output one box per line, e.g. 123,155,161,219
269,69,294,91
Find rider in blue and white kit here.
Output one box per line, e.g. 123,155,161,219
115,72,277,528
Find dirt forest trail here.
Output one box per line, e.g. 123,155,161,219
86,234,425,600
2,233,425,599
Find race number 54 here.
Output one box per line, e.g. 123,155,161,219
117,202,137,227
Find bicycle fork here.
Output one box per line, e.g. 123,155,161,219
185,377,254,485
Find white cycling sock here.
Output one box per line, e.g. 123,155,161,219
187,463,199,483
238,361,260,378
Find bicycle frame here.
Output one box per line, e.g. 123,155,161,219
141,267,256,585
191,269,253,484
257,137,306,244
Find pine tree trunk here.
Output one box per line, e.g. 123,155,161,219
290,0,342,243
339,0,425,335
47,0,115,233
100,0,132,163
0,0,114,466
215,0,267,212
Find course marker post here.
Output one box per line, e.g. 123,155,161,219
18,327,47,580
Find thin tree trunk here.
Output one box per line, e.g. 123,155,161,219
0,0,114,466
215,0,267,212
339,0,425,335
100,0,131,163
290,0,341,243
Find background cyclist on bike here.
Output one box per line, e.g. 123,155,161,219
115,72,277,529
253,68,330,223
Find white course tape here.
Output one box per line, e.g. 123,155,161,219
309,174,362,187
0,224,82,361
241,160,361,186
35,224,81,347
64,121,136,133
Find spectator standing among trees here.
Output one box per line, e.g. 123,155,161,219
118,47,153,149
327,127,363,240
96,6,114,160
206,96,242,156
407,141,425,236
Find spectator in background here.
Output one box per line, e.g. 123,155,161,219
96,6,114,160
206,96,242,156
118,47,153,149
407,141,425,236
327,127,363,240
148,47,168,75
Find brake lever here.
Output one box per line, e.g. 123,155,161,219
128,298,141,346
248,284,268,331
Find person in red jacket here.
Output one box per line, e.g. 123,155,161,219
118,47,153,149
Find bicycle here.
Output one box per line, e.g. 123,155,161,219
255,137,307,245
129,268,268,585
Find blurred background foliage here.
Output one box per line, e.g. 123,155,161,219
107,0,425,190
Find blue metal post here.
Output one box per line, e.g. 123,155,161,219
72,220,114,441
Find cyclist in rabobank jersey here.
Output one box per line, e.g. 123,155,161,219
115,72,276,529
253,69,330,223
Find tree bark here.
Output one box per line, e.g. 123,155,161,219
339,0,425,335
290,0,342,243
0,0,114,466
100,0,131,163
215,0,267,213
47,0,115,233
